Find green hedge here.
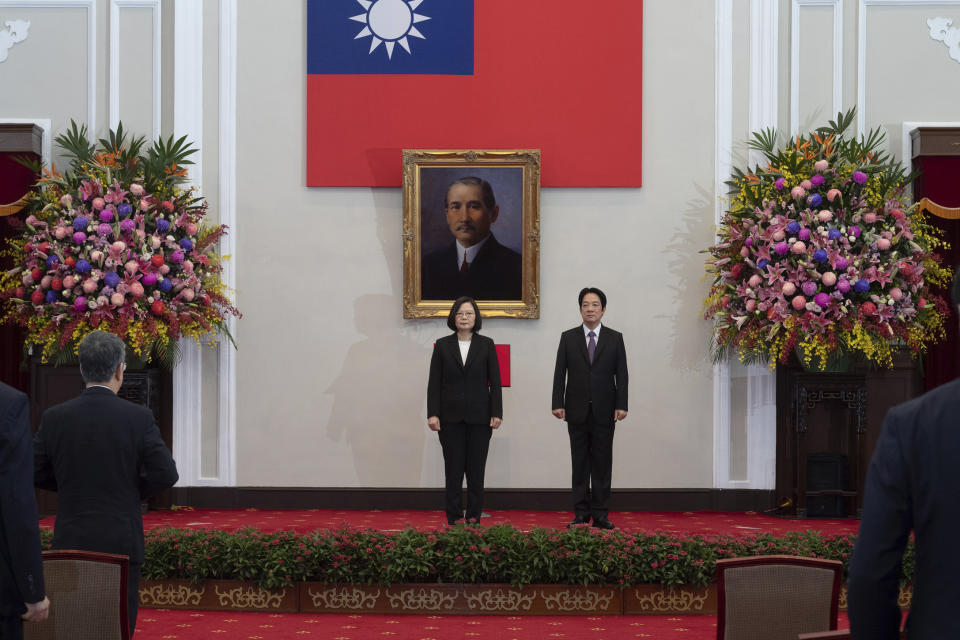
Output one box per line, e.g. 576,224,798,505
42,524,914,592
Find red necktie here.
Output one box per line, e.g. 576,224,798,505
459,254,469,277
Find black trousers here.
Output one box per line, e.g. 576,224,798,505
0,612,23,640
438,422,492,524
128,562,140,636
568,412,615,520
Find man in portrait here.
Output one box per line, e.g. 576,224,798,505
421,176,523,301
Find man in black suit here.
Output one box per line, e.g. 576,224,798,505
552,287,628,529
34,331,178,636
848,266,960,639
421,177,523,301
0,382,49,639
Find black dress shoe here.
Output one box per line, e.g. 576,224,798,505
592,518,615,530
568,516,591,527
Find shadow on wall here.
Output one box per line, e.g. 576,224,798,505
326,294,431,486
659,183,716,371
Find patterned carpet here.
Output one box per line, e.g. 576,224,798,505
40,508,861,537
134,610,851,639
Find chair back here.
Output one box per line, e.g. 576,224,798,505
24,550,129,640
797,631,851,639
716,555,842,640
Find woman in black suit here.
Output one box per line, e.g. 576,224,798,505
427,296,503,525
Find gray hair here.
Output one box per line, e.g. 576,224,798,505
444,176,497,212
78,331,127,383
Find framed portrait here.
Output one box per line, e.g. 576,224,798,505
402,149,541,319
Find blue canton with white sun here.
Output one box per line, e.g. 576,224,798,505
351,0,431,59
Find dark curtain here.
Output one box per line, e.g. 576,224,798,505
0,153,37,393
913,156,960,391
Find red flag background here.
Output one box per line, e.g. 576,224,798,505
306,1,643,187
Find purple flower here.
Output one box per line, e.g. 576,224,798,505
854,279,870,293
807,193,822,207
156,219,170,233
798,228,811,242
774,242,789,256
120,219,136,233
45,255,60,268
179,238,193,252
72,232,87,244
802,281,818,296
814,293,830,308
158,278,173,293
98,209,114,222
142,273,158,286
104,271,120,288
852,171,868,184
849,225,861,238
45,290,58,303
835,257,849,271
75,260,91,274
757,258,769,269
786,221,800,235
837,279,851,294
812,249,828,263
73,296,87,311
118,203,133,218
97,223,112,236
810,174,825,187
170,251,185,264
744,237,753,247
775,177,786,190
73,216,89,230
828,229,842,241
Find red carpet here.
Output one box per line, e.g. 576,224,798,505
40,508,860,537
134,610,850,639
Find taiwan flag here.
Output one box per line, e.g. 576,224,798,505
306,0,643,187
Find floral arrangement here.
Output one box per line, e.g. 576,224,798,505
704,109,951,369
0,122,240,366
36,524,904,590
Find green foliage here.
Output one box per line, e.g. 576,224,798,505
120,524,915,591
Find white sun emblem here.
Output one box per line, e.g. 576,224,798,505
350,0,430,59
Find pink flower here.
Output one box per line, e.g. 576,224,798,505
130,282,145,298
129,183,145,196
863,212,877,223
889,287,903,301
772,230,785,242
745,299,756,313
826,189,842,202
792,296,807,310
110,292,125,306
782,282,796,296
92,197,105,210
800,179,812,190
791,186,806,199
748,275,762,288
817,210,833,223
791,241,807,254
814,159,829,172
59,194,73,207
821,272,837,287
877,238,891,250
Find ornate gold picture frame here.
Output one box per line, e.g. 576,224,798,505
402,149,540,318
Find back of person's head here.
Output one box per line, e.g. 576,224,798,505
78,331,127,383
578,287,607,309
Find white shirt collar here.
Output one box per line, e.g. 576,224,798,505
583,323,602,338
456,234,491,267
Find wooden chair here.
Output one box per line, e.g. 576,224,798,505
24,550,130,640
716,555,842,640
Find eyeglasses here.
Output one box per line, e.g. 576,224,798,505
455,311,475,317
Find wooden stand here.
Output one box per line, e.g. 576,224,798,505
776,351,921,518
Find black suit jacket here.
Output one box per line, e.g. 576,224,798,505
33,387,178,565
421,234,523,301
848,377,960,640
0,382,45,617
427,333,503,425
552,325,628,425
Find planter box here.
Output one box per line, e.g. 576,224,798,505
299,583,622,616
139,579,297,612
623,585,717,615
140,580,914,615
